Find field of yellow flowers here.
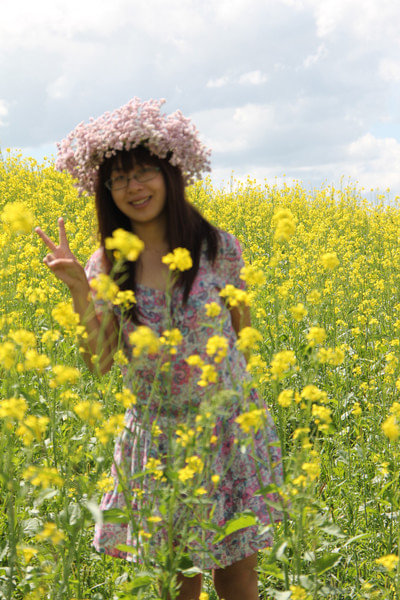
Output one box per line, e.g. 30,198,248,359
1,151,400,599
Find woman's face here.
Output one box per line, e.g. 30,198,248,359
107,154,167,232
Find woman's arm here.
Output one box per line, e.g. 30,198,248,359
35,218,120,375
230,304,251,336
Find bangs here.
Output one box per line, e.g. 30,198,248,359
109,146,160,174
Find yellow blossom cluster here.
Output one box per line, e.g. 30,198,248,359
105,228,144,261
162,247,193,271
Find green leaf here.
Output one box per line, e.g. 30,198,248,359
102,508,129,524
315,553,341,575
115,544,137,554
320,524,346,538
125,573,153,591
213,512,257,543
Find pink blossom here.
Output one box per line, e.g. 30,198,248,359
56,98,212,194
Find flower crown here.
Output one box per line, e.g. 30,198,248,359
56,98,212,194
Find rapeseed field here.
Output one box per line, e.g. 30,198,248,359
1,152,400,599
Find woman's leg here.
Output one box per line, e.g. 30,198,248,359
213,553,259,600
174,572,202,600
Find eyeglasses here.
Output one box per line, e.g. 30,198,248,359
105,166,161,191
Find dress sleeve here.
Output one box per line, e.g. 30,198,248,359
84,248,108,315
215,231,246,290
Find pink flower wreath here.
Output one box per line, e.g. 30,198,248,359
56,97,212,194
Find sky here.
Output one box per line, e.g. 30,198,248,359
1,0,400,198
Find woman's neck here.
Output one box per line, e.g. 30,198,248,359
131,220,169,253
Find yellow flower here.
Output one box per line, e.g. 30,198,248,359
211,474,220,486
105,228,144,261
235,409,265,433
23,466,64,488
115,388,137,408
199,593,210,600
129,326,161,357
94,415,125,444
271,208,296,241
0,397,28,420
96,474,115,493
36,522,65,544
178,456,203,482
236,327,263,353
24,349,51,372
306,326,326,347
278,389,294,407
390,402,400,419
321,251,340,270
246,354,267,376
176,426,195,447
317,347,345,366
17,547,38,564
186,456,204,472
293,427,310,440
301,385,328,403
113,289,136,307
306,289,322,304
160,328,183,353
186,354,204,368
376,554,399,571
147,515,163,524
205,302,221,317
1,201,34,233
9,329,36,352
240,264,266,286
0,342,17,369
16,415,49,446
198,364,218,387
290,303,307,322
90,273,119,303
206,335,228,363
381,415,400,441
290,584,311,600
351,402,362,417
270,350,297,379
219,284,252,307
41,330,61,348
144,457,165,481
74,401,103,425
162,247,193,271
51,302,80,330
312,404,332,425
302,461,320,481
51,365,81,387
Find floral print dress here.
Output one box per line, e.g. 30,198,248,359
85,229,283,569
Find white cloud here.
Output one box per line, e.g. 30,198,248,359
380,59,400,83
238,70,268,85
1,0,400,197
0,100,8,126
346,134,400,192
46,76,71,100
206,76,230,88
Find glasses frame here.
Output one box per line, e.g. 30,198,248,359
105,166,161,191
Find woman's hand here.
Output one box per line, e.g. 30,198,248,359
35,217,87,291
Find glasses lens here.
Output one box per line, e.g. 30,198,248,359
105,168,160,190
106,175,128,191
136,167,159,183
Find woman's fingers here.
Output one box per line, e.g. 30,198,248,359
58,217,70,249
35,226,57,252
35,218,71,254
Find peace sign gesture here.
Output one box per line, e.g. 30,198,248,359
35,217,87,291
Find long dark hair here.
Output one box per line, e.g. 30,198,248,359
94,146,219,322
